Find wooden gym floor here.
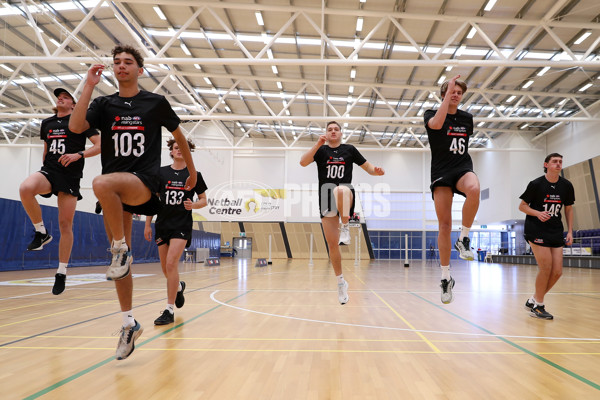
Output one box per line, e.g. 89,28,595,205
1,258,600,399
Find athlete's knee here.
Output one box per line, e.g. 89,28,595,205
92,175,108,191
165,261,179,273
550,266,563,280
19,180,36,198
58,218,73,233
463,182,480,198
551,270,563,281
438,221,452,234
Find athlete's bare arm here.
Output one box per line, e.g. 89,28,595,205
360,161,385,176
300,135,327,167
171,127,197,191
519,199,550,222
427,74,460,131
70,64,104,133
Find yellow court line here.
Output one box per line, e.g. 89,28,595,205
353,272,442,353
1,346,528,354
538,352,600,355
370,291,442,353
3,334,598,346
158,337,496,343
0,288,165,329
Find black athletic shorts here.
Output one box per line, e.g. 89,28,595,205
524,233,565,248
39,167,82,200
155,227,192,248
430,167,474,200
122,172,162,216
318,183,356,219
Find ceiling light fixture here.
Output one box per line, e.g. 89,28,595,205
356,17,363,32
153,6,166,20
255,11,264,26
537,66,550,76
484,0,497,12
180,43,191,56
574,31,591,45
522,80,534,89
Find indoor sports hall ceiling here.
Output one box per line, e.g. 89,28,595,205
0,0,599,151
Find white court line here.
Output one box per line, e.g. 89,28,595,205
0,291,51,301
209,290,600,342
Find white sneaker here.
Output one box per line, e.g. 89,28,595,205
338,280,349,305
115,320,143,360
440,277,455,304
454,237,474,261
106,244,132,281
339,223,350,245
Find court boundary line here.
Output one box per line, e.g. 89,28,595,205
22,291,250,400
208,290,600,342
1,276,242,348
409,291,600,391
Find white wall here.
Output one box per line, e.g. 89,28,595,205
545,102,600,168
473,133,545,225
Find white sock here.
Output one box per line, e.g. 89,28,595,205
57,263,67,275
178,282,183,292
459,226,470,240
112,237,127,251
122,311,135,328
336,274,345,285
534,299,544,307
441,266,451,280
166,304,174,314
33,222,46,234
529,296,536,304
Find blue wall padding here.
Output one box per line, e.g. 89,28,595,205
189,229,221,258
1,198,220,271
0,198,158,271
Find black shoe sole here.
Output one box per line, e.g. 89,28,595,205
154,314,175,325
175,281,186,308
52,273,66,295
154,318,174,325
529,310,553,320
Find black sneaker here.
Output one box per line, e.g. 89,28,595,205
530,305,553,320
525,299,534,311
27,231,52,251
175,281,186,308
52,273,66,295
154,309,174,325
454,237,474,260
440,277,455,304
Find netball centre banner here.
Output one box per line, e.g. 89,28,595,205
195,180,286,221
192,181,384,222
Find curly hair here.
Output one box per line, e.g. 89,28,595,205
166,138,195,158
112,44,144,68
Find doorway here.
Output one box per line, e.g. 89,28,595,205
232,237,252,258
